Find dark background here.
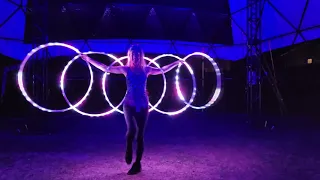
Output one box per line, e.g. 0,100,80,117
24,0,232,44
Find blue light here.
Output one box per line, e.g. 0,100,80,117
0,0,320,61
261,33,296,52
231,9,247,44
302,28,320,41
294,35,305,45
270,0,306,27
301,0,320,29
261,2,295,40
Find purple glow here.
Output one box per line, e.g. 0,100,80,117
19,43,222,117
101,55,127,115
61,52,126,117
147,54,197,116
102,56,167,115
176,52,222,109
17,42,94,113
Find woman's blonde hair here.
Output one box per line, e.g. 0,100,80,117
127,45,146,68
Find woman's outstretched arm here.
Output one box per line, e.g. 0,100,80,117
80,54,126,74
147,60,183,75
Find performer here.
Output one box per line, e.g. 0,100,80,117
80,45,182,175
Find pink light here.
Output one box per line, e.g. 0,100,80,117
18,43,222,117
61,52,126,117
176,52,222,109
102,56,167,115
17,42,93,113
147,54,197,116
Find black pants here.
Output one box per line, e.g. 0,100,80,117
123,104,149,162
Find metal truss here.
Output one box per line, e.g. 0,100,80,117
246,0,264,115
26,0,51,105
0,0,50,106
246,0,287,121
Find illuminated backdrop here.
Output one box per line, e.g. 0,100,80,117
0,0,319,61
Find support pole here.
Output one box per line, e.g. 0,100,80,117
246,0,263,116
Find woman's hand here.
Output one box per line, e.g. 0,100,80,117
147,60,184,75
79,54,109,72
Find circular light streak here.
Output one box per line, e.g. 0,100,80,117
17,42,93,112
176,52,222,109
147,54,197,116
102,56,167,114
60,52,125,117
18,43,222,116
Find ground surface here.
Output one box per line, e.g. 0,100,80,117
0,113,319,180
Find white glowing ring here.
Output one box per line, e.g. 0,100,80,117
102,56,166,114
17,42,94,112
101,55,126,114
176,52,222,109
147,54,197,116
60,52,125,117
19,43,221,116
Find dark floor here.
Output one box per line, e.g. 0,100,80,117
0,113,320,180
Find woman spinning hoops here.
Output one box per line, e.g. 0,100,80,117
81,45,182,175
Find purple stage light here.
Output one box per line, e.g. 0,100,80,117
17,42,94,113
102,55,167,115
176,52,222,109
60,52,125,117
147,54,197,116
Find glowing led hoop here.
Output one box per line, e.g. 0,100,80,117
17,42,94,112
102,56,167,114
61,52,125,117
19,43,222,116
144,57,167,113
147,54,197,116
101,55,126,114
176,52,222,109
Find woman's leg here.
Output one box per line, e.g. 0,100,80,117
134,107,149,163
127,107,148,175
123,104,136,165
